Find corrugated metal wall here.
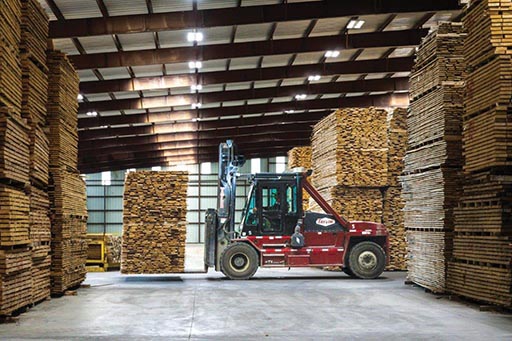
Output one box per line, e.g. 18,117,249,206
85,157,287,243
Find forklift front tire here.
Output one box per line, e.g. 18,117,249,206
348,241,386,279
220,242,259,280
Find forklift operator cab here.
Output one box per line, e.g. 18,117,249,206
240,178,300,237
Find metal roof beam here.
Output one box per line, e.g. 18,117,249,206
49,0,461,39
70,29,427,70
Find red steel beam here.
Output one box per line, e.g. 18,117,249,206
79,56,414,94
69,30,427,70
49,0,461,39
79,77,409,114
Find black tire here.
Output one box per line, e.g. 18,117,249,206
348,241,386,279
342,264,357,278
220,242,259,280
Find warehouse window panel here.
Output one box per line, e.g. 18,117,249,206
101,172,111,186
87,198,104,210
187,198,199,210
106,212,123,224
88,212,104,224
86,185,104,196
188,186,199,197
186,226,200,243
106,224,123,235
200,186,217,196
201,162,212,174
187,211,199,223
251,158,261,174
200,198,216,209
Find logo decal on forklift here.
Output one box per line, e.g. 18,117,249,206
316,218,335,227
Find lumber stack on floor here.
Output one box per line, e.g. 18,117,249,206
87,234,122,265
122,171,188,274
447,0,512,308
402,23,466,293
287,146,312,211
47,51,87,295
310,108,407,270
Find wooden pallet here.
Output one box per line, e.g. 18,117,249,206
121,171,188,274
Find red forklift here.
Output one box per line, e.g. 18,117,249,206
204,140,389,280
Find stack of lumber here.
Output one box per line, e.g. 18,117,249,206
384,109,408,270
0,248,32,315
0,107,30,185
310,107,408,270
0,0,22,111
122,171,188,274
47,51,87,295
287,146,312,211
446,0,512,308
20,0,48,70
402,23,466,293
0,184,30,247
311,108,388,191
287,147,312,170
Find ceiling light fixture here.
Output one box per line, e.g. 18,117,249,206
191,103,202,109
86,111,98,117
191,84,203,91
188,61,202,69
284,110,295,114
77,94,84,101
308,75,321,81
324,50,340,58
187,32,204,42
347,19,365,29
295,94,307,100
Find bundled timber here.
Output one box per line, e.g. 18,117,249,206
20,0,49,69
387,108,407,187
0,184,30,247
49,168,87,218
287,146,312,170
21,58,48,127
446,0,512,308
328,186,383,224
0,248,32,315
287,146,312,211
0,108,30,185
463,0,512,69
311,108,388,190
50,215,88,295
0,0,22,111
400,168,462,230
448,261,512,307
463,106,512,174
404,23,465,292
122,171,188,274
383,187,406,270
406,230,453,294
29,186,51,252
31,254,50,303
28,126,49,187
47,51,79,169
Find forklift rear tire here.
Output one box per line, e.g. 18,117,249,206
342,265,357,278
220,242,259,280
348,241,386,279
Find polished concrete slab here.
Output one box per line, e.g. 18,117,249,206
1,267,512,340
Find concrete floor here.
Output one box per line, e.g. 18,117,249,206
1,248,512,340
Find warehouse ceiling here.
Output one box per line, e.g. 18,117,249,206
39,0,463,173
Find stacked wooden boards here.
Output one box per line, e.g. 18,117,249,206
47,51,87,295
447,0,512,308
122,171,188,274
402,23,466,293
0,0,53,315
287,146,312,211
310,108,407,270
